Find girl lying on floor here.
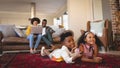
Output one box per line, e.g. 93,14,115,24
77,31,103,63
40,30,82,63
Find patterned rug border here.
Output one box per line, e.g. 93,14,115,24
1,52,120,68
0,53,16,68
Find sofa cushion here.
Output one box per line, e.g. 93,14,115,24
1,36,60,45
0,24,17,37
52,28,65,38
49,25,65,38
2,37,29,44
14,27,26,37
90,20,105,37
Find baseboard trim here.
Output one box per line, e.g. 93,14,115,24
2,50,41,54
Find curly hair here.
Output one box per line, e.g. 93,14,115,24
31,17,40,24
77,31,103,48
60,30,74,42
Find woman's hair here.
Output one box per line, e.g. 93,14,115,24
60,30,74,42
31,17,40,24
77,31,103,48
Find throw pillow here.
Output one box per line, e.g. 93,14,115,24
52,28,65,38
14,27,26,37
90,20,105,37
0,24,17,37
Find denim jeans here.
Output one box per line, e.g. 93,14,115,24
42,30,53,46
27,34,42,49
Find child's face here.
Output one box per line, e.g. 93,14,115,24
63,36,75,49
85,33,96,45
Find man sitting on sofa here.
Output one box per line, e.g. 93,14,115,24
41,19,55,49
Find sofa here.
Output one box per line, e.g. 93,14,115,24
0,24,65,54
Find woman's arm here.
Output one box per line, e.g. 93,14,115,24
26,26,31,36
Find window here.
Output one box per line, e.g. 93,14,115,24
53,12,68,30
63,13,68,30
53,17,62,26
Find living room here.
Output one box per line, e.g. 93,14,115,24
0,0,120,68
0,0,120,51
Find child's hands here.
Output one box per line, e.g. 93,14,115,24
91,43,97,47
72,53,82,62
74,48,83,54
71,47,77,53
94,57,103,63
74,49,82,58
75,53,82,58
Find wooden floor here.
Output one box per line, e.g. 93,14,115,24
1,45,120,56
98,46,120,55
2,50,120,56
100,50,120,55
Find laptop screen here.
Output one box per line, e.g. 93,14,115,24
31,26,42,34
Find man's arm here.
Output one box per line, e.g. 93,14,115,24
46,26,55,34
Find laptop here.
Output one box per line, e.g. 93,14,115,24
31,26,42,34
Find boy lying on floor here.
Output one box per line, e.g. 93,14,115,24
40,30,82,63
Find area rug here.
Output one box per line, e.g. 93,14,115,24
0,53,16,68
0,52,120,68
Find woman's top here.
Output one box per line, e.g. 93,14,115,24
26,25,32,36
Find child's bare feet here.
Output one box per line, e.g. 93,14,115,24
41,46,46,56
50,44,56,50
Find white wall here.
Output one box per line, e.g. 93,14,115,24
0,6,66,26
102,0,112,20
37,14,54,25
67,0,107,41
93,0,103,20
92,0,111,20
0,11,54,26
67,0,93,41
54,5,67,18
0,12,30,25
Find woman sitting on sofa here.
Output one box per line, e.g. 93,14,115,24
26,17,42,54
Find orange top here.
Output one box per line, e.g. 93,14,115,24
51,56,64,62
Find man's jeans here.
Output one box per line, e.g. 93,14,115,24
42,30,53,46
